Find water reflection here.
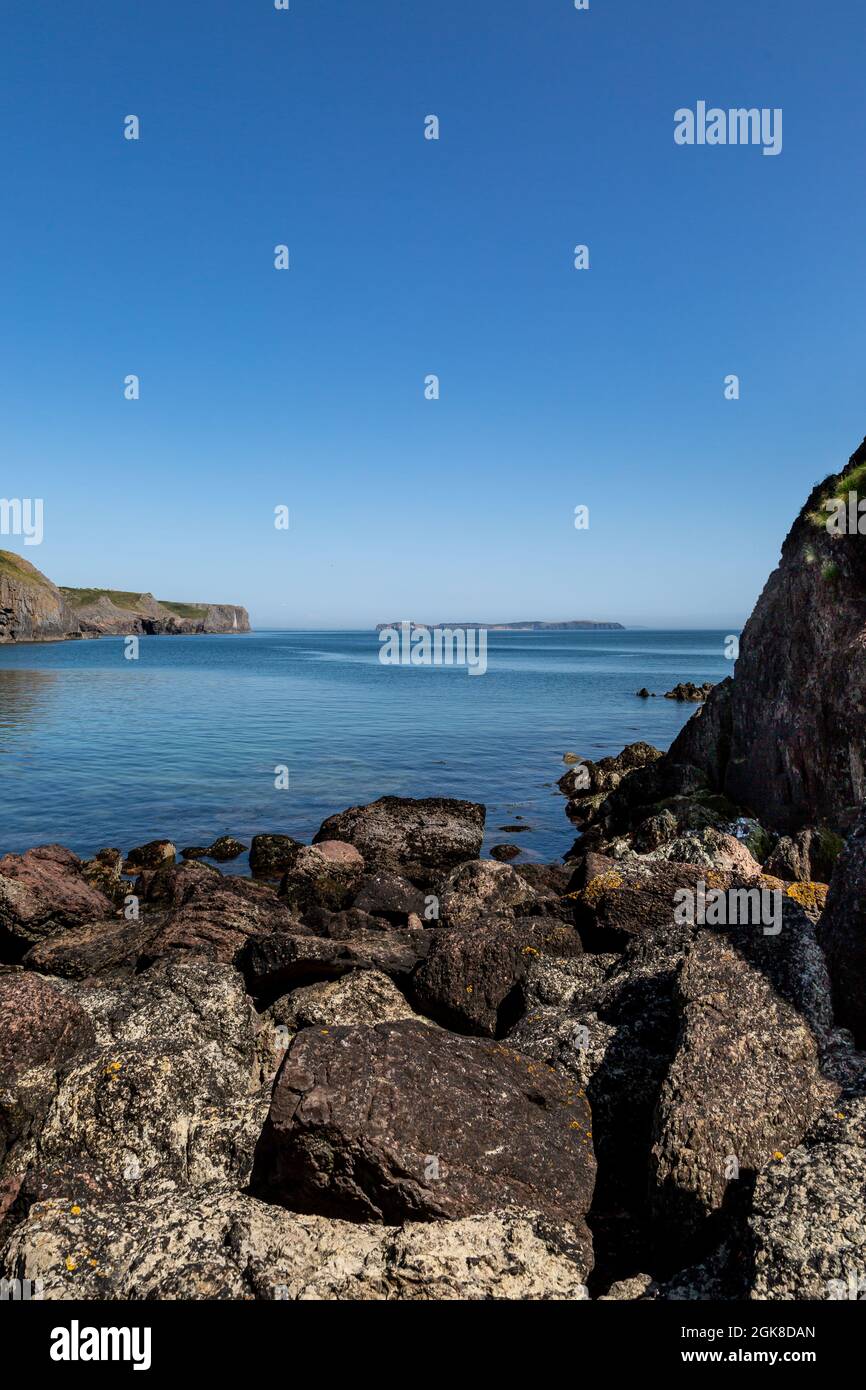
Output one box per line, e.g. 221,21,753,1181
0,668,59,746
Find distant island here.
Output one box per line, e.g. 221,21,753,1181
0,550,250,643
376,619,625,632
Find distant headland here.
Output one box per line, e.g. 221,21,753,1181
375,619,625,632
0,550,250,643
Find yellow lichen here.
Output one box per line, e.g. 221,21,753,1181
785,881,829,913
581,871,624,908
70,1205,81,1215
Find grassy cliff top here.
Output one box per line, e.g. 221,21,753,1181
60,587,147,611
0,549,53,589
60,588,210,617
159,600,209,618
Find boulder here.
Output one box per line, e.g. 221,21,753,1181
249,834,303,879
123,840,176,872
571,856,708,950
0,846,114,956
250,1020,595,1244
241,914,429,1001
313,796,485,882
0,1186,592,1300
649,917,838,1254
205,836,248,862
279,841,365,914
22,917,157,980
142,876,302,966
440,859,535,927
0,973,96,1081
747,1095,866,1300
273,969,423,1031
490,844,521,862
412,916,581,1036
351,871,426,922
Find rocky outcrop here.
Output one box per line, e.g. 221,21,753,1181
651,436,866,835
0,550,250,642
62,590,251,638
0,552,77,643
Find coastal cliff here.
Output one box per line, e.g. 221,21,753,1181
0,551,250,643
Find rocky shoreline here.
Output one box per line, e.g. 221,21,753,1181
0,769,864,1300
2,437,866,1301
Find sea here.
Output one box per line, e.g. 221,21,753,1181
0,629,732,867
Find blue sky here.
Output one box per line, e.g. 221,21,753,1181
1,0,863,628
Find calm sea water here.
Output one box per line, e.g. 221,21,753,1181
0,630,731,867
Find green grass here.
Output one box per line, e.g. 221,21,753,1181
60,587,145,611
159,601,208,619
807,460,866,529
0,549,51,588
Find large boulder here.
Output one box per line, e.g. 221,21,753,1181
22,917,157,980
0,1186,591,1300
313,797,485,882
818,806,866,1047
250,1021,595,1247
649,913,838,1255
0,846,114,957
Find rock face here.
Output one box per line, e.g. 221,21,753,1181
251,1020,595,1243
818,805,866,1046
314,797,485,882
0,550,250,643
663,436,866,835
0,552,77,643
61,590,251,638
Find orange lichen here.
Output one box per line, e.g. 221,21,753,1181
581,871,624,908
785,881,829,913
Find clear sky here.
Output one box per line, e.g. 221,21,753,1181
1,0,864,628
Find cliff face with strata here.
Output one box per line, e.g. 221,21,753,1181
0,553,78,642
0,552,250,643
